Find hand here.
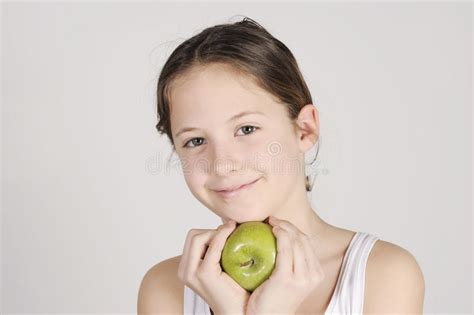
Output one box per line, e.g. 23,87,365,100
178,220,250,315
245,216,325,315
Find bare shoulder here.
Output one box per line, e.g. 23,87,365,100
137,255,183,314
364,239,425,313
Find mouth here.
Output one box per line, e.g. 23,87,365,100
214,177,262,199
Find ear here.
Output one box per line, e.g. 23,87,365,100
294,104,319,153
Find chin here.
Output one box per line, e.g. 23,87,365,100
207,193,271,223
224,208,270,224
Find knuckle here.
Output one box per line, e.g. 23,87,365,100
186,229,199,241
188,228,199,236
190,234,205,249
187,228,210,239
219,222,234,231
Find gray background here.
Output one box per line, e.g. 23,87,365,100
2,2,472,314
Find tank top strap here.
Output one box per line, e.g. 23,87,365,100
325,231,380,314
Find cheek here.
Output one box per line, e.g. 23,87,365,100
180,154,211,174
183,172,207,200
254,136,303,178
180,156,209,187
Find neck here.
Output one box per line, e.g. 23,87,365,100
272,198,329,239
269,177,331,243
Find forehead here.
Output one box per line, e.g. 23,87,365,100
168,64,282,123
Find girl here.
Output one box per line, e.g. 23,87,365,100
138,17,425,315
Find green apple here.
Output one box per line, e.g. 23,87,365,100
220,221,277,292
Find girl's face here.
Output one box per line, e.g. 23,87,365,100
169,63,316,223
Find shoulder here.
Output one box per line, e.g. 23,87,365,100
364,239,425,313
137,255,183,314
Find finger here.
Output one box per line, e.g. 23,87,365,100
202,220,236,266
267,215,284,228
269,217,319,278
269,216,304,238
182,229,209,260
186,230,217,276
301,234,324,279
178,228,209,279
271,226,292,277
293,236,308,276
269,217,306,264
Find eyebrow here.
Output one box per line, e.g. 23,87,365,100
175,110,265,139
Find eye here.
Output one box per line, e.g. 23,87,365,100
236,125,260,136
183,137,206,149
182,125,260,149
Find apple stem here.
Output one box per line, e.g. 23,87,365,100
240,259,254,268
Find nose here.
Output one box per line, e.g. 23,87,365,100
210,142,242,176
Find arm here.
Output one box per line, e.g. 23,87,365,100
364,241,425,314
137,256,183,314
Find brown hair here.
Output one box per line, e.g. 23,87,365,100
155,16,319,191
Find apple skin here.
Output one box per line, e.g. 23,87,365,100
220,221,277,292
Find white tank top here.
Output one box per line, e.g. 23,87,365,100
183,231,379,315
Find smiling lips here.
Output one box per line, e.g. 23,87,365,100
214,177,261,198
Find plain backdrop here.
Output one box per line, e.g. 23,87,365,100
1,1,472,314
